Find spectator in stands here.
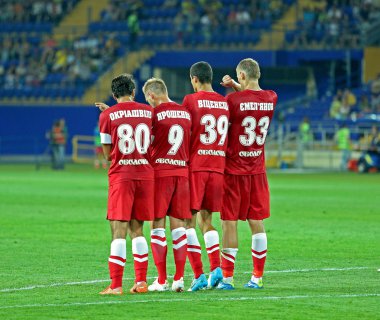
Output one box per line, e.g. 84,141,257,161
163,0,178,8
336,123,351,171
306,71,318,99
299,117,313,148
327,4,342,20
227,5,238,31
236,5,251,32
127,10,140,51
327,17,340,47
200,13,212,44
368,125,380,152
344,89,357,108
339,95,351,120
370,73,380,111
330,95,342,119
358,94,371,113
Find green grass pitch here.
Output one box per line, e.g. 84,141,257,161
0,164,379,319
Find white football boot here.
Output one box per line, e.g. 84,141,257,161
171,277,184,292
148,278,169,292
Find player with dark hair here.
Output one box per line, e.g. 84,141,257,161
218,59,277,290
98,74,154,295
182,61,229,291
142,78,191,292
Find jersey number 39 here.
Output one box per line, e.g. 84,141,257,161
200,115,228,146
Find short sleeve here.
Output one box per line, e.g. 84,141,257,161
99,112,111,144
226,95,235,123
182,95,190,109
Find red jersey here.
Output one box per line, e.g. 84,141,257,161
225,89,277,175
99,101,154,184
182,91,229,173
151,101,191,178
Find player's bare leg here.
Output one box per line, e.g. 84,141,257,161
129,219,149,294
99,220,128,295
197,209,222,288
246,219,266,289
185,212,207,291
217,220,238,290
170,216,187,292
149,217,169,292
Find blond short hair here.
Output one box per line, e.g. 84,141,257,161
142,77,168,95
237,58,261,80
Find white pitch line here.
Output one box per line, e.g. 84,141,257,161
0,266,371,293
0,293,379,310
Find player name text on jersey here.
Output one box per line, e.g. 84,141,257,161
156,110,191,121
240,102,274,111
239,150,263,157
198,100,228,110
155,158,187,166
118,159,149,165
109,109,152,121
198,149,226,156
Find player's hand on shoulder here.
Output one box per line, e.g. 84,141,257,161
220,75,240,91
95,102,110,112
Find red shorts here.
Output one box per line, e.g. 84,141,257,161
154,176,191,220
107,180,154,221
221,173,270,221
190,171,224,212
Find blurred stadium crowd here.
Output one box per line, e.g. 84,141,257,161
288,0,379,48
0,0,379,116
0,0,78,23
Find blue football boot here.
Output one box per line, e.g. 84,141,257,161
216,279,235,290
207,267,223,288
188,274,208,291
244,277,264,289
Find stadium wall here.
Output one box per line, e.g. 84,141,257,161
0,106,98,156
148,49,363,68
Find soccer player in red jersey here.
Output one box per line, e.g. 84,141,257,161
217,58,278,290
142,78,191,293
182,61,229,290
97,74,154,295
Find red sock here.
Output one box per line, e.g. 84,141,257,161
221,248,238,278
132,236,149,283
150,228,167,284
204,230,221,271
186,228,204,278
172,227,187,281
108,239,126,289
252,233,267,278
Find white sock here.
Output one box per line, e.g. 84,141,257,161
204,230,220,254
172,227,187,248
252,233,267,253
186,228,201,253
150,228,167,245
109,238,126,265
132,236,149,259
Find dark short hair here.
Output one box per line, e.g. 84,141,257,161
190,61,213,84
111,74,135,98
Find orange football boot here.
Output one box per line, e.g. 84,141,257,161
130,281,148,294
99,285,123,295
